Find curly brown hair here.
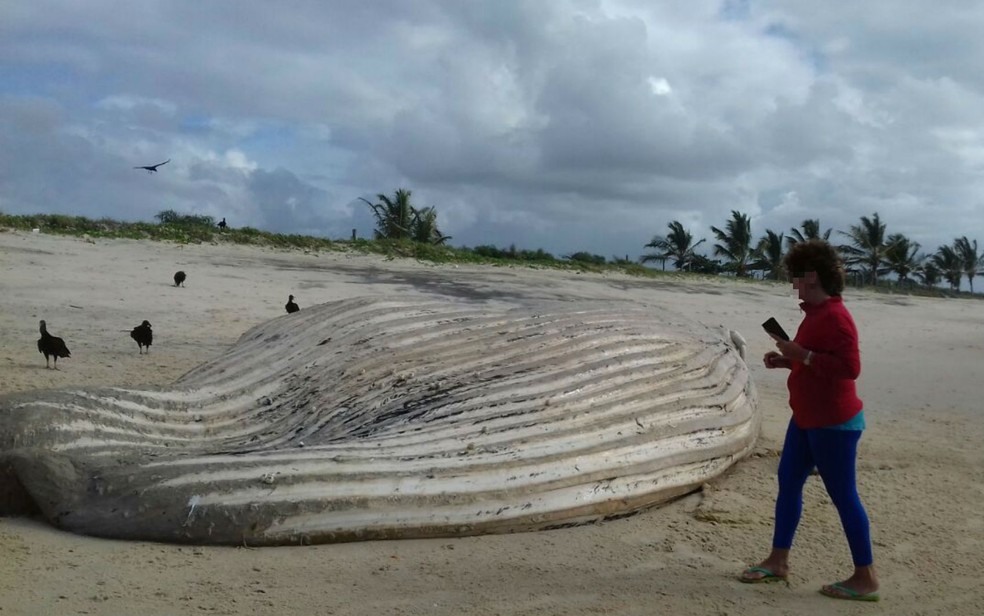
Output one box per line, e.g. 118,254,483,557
782,239,846,296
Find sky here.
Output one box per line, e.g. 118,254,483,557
3,0,984,263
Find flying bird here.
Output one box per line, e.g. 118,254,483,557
285,295,300,314
38,320,71,369
130,320,153,354
174,271,186,287
217,217,227,229
134,159,170,173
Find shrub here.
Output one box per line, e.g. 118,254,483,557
565,251,607,266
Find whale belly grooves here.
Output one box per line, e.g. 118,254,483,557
0,296,760,545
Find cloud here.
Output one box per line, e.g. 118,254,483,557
2,0,984,262
247,167,349,236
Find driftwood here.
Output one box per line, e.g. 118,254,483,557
0,297,759,545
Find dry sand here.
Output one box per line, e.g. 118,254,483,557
1,231,982,615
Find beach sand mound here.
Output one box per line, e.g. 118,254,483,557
0,296,759,545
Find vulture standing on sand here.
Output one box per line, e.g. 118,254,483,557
173,271,186,287
285,295,300,314
38,320,71,369
130,320,153,354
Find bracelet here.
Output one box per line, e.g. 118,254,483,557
804,351,813,366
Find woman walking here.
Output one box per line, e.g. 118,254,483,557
739,239,879,602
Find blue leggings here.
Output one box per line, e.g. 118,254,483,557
773,420,873,566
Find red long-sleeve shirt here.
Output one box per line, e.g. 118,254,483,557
787,296,863,428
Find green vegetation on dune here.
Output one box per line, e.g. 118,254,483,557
0,210,979,300
0,210,662,278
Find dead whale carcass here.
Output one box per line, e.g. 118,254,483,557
0,297,759,545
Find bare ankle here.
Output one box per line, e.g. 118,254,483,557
853,565,878,586
765,549,790,571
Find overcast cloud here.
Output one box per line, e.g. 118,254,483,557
2,0,983,261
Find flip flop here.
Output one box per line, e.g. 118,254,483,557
739,566,787,584
820,582,880,602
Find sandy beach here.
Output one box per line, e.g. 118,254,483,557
1,231,982,616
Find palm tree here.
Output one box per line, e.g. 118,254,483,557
915,261,941,288
931,245,963,290
750,229,785,280
882,233,923,288
411,206,451,245
786,218,832,248
710,210,754,277
953,236,982,293
641,221,706,271
839,212,890,285
359,189,449,245
689,254,723,275
359,189,415,240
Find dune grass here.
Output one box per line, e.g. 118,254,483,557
0,211,658,274
0,211,976,299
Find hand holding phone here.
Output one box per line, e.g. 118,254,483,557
763,351,788,369
762,317,790,341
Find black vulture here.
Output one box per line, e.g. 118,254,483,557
174,271,186,287
285,295,300,314
38,320,71,369
217,217,227,229
130,320,153,354
134,159,170,173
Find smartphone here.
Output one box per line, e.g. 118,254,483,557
762,317,790,341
